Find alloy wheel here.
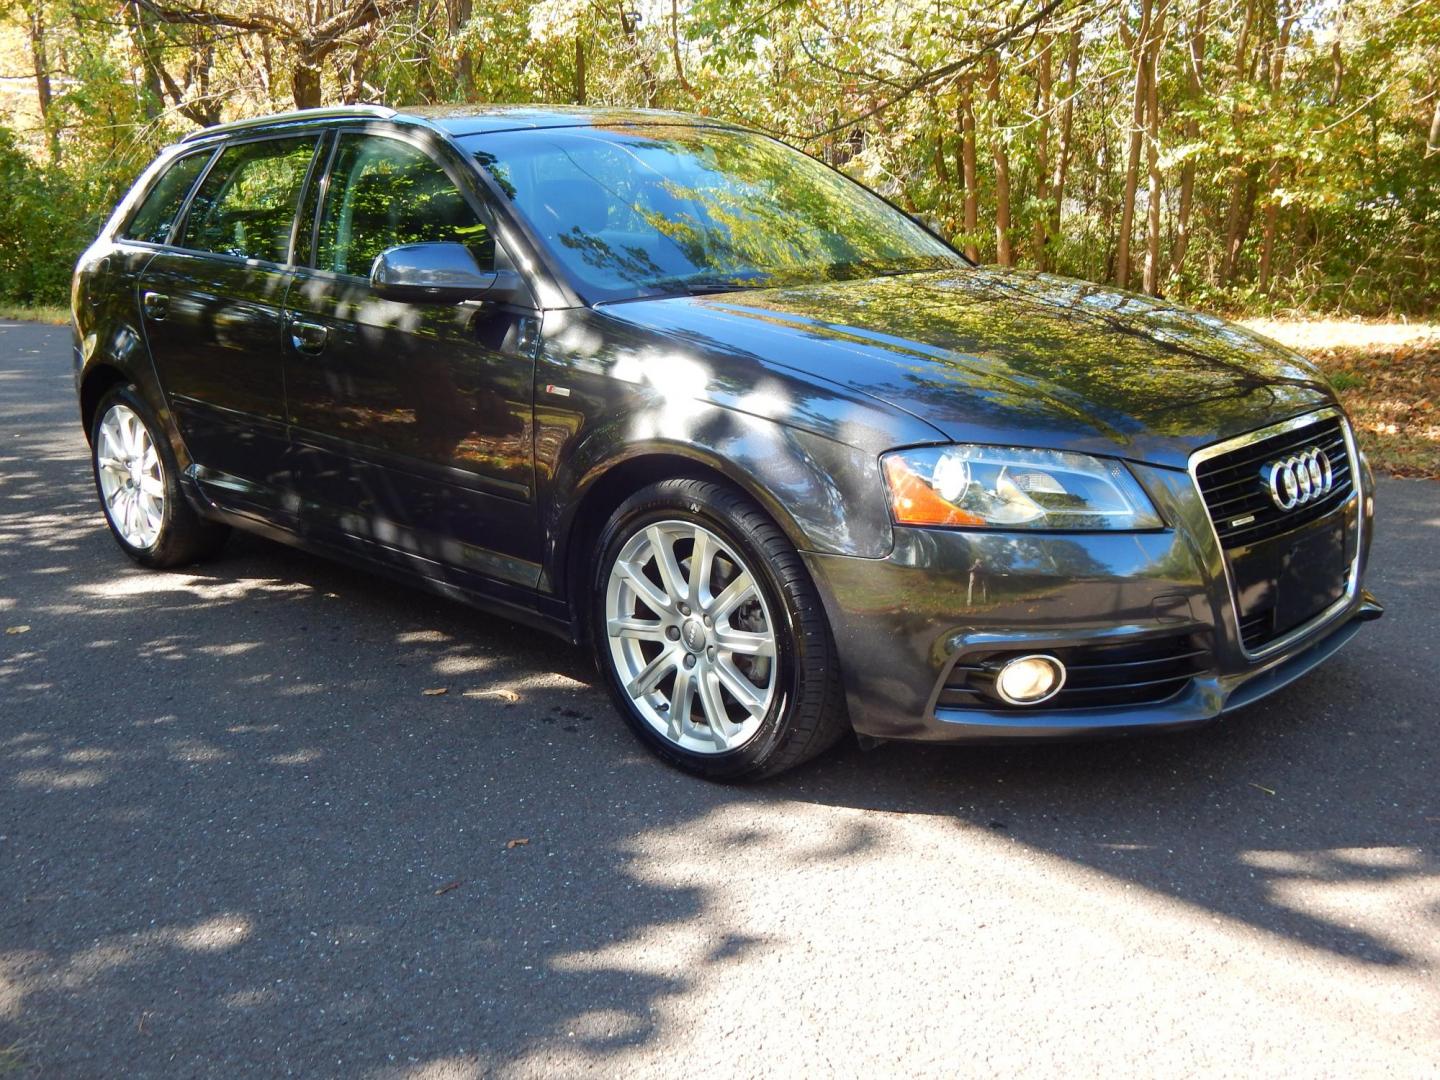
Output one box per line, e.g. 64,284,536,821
96,403,165,550
604,519,779,754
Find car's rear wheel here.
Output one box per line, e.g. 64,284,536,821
591,478,848,781
90,385,229,568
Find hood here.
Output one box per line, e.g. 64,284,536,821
596,267,1334,469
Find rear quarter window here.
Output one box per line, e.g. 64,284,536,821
179,136,319,263
120,151,213,245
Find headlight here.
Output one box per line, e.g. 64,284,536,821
881,445,1162,530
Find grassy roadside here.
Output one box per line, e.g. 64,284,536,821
0,303,69,325
1244,319,1440,480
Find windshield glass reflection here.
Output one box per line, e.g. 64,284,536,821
463,126,964,301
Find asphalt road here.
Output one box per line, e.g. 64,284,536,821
1,320,1437,1078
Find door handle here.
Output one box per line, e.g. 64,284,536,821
289,319,328,354
142,290,169,321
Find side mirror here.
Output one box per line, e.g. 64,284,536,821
370,242,522,304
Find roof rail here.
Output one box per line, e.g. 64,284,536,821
179,105,398,143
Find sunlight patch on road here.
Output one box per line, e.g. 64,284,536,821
173,915,254,953
1242,846,1438,975
75,573,315,603
164,737,226,764
269,749,323,766
0,914,255,1021
513,803,1440,1077
432,654,495,676
13,767,106,790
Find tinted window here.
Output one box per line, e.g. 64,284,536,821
180,137,318,262
316,134,492,278
121,151,212,245
463,127,961,301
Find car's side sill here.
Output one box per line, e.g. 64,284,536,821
187,476,577,645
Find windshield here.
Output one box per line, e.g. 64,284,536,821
461,126,964,302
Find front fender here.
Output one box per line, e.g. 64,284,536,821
533,307,918,600
560,415,895,559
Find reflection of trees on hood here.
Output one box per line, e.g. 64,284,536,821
714,267,1326,439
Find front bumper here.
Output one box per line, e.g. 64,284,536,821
803,455,1380,743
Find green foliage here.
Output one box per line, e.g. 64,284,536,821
0,0,1436,314
0,125,98,305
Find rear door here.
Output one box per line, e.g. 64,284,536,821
283,129,542,589
138,132,325,505
75,145,216,406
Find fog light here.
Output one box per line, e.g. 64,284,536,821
994,654,1066,705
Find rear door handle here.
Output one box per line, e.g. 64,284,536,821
142,290,169,321
289,319,328,354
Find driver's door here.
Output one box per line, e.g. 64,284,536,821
283,130,542,588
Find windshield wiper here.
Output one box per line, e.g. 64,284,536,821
676,283,773,296
649,273,775,297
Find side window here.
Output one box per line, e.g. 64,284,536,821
316,134,493,279
121,151,212,245
179,136,318,262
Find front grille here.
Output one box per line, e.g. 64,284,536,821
937,631,1213,713
1194,414,1352,548
1238,610,1275,651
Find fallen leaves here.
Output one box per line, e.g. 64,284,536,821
504,838,529,850
434,880,462,895
4,625,30,635
420,687,448,696
1309,333,1440,479
1249,782,1277,796
463,687,520,704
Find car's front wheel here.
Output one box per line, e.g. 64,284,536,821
591,478,848,781
90,385,229,568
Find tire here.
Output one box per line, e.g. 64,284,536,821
90,384,229,569
591,477,848,781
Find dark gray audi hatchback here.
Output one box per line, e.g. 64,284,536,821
72,104,1382,779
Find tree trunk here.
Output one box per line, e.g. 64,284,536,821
670,0,692,93
1218,0,1258,286
126,2,166,122
1049,31,1080,264
574,37,587,104
1171,0,1210,280
986,54,1013,267
1143,0,1169,295
292,53,322,109
1257,168,1280,292
1429,93,1440,157
24,1,58,158
452,0,473,97
1032,36,1053,270
960,76,979,262
1220,168,1258,284
1116,0,1154,288
1330,30,1344,104
1256,0,1296,292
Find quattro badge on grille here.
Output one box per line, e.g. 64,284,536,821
1264,446,1333,511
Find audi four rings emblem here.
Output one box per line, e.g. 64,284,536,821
1264,446,1334,511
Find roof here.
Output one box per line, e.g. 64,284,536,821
178,104,742,144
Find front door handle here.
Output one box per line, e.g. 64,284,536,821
289,319,328,355
141,290,169,321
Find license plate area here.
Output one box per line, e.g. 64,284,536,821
1229,511,1354,651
